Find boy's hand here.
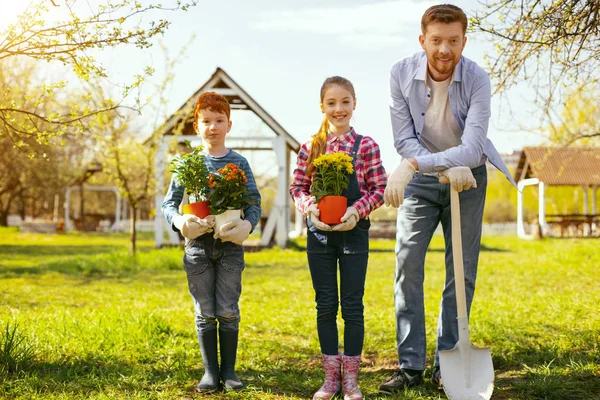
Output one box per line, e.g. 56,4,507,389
306,204,332,231
215,218,252,245
173,214,215,239
332,207,359,231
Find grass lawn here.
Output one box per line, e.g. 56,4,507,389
0,226,598,399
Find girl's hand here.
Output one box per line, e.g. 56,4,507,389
331,207,359,231
307,204,332,231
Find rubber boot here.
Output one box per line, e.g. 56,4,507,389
219,329,244,390
196,329,220,392
342,354,362,400
313,352,342,400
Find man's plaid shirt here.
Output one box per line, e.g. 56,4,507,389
290,129,387,220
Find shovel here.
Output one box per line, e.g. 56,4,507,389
438,182,494,400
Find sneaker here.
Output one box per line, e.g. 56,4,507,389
378,369,423,394
431,366,443,391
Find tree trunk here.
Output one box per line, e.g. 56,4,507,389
130,205,137,255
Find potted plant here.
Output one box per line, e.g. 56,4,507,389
311,152,354,224
169,140,211,218
208,163,258,233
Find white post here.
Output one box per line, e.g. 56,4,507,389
517,178,539,239
275,136,289,247
64,188,73,231
295,208,304,237
113,191,121,232
154,136,168,247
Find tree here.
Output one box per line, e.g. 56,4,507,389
547,84,600,145
472,1,600,117
0,0,197,154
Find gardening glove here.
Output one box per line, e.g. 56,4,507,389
439,167,477,192
306,204,332,231
332,206,359,232
215,218,252,245
173,214,215,239
383,159,416,207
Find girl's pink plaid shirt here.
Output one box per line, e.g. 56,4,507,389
290,129,387,220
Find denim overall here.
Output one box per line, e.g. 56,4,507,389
306,135,370,357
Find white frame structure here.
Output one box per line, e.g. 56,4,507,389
64,185,121,231
154,68,302,248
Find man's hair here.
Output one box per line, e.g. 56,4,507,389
193,91,231,123
421,4,468,34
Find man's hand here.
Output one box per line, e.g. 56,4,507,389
439,167,477,192
173,214,215,239
306,204,332,231
215,218,252,245
332,207,359,231
383,159,416,207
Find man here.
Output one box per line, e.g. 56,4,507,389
379,4,516,394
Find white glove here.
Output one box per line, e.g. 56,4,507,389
383,159,416,207
439,167,477,192
306,204,332,231
173,214,215,239
332,207,359,232
215,218,252,245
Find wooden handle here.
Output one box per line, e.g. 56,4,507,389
450,187,468,320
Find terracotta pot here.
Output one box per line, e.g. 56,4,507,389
317,195,347,225
182,201,210,219
214,209,242,234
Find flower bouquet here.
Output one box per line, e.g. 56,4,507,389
311,152,354,224
169,141,211,218
208,163,257,233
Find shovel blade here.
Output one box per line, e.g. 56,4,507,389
439,344,494,400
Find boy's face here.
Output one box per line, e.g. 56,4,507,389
195,108,231,147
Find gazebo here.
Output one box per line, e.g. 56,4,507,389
153,67,301,248
514,146,600,238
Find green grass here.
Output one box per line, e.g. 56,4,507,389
0,226,598,399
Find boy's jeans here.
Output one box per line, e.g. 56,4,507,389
394,165,487,369
183,234,245,334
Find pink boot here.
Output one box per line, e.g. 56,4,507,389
342,354,363,400
312,353,342,400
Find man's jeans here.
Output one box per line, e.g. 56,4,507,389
307,222,370,356
183,234,245,334
394,165,487,369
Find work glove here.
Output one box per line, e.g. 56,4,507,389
332,206,359,232
439,166,477,192
383,159,416,207
215,218,252,245
173,214,215,239
306,204,332,231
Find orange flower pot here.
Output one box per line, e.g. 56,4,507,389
182,201,210,219
317,195,347,225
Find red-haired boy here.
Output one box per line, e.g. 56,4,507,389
162,91,261,392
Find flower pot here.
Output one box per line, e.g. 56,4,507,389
182,201,210,219
317,195,347,225
214,209,242,234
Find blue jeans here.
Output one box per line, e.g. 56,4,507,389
306,219,370,356
394,165,487,369
183,234,245,334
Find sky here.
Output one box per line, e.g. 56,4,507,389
2,0,547,173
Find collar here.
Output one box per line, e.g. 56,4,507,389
415,52,464,83
327,128,356,145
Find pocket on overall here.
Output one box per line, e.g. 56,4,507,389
306,220,328,254
183,241,209,275
343,219,370,254
220,244,245,273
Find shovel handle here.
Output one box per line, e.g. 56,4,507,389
450,186,468,320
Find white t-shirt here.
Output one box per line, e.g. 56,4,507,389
420,74,463,153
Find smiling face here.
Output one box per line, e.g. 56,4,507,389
320,84,356,135
419,21,466,81
195,108,232,151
